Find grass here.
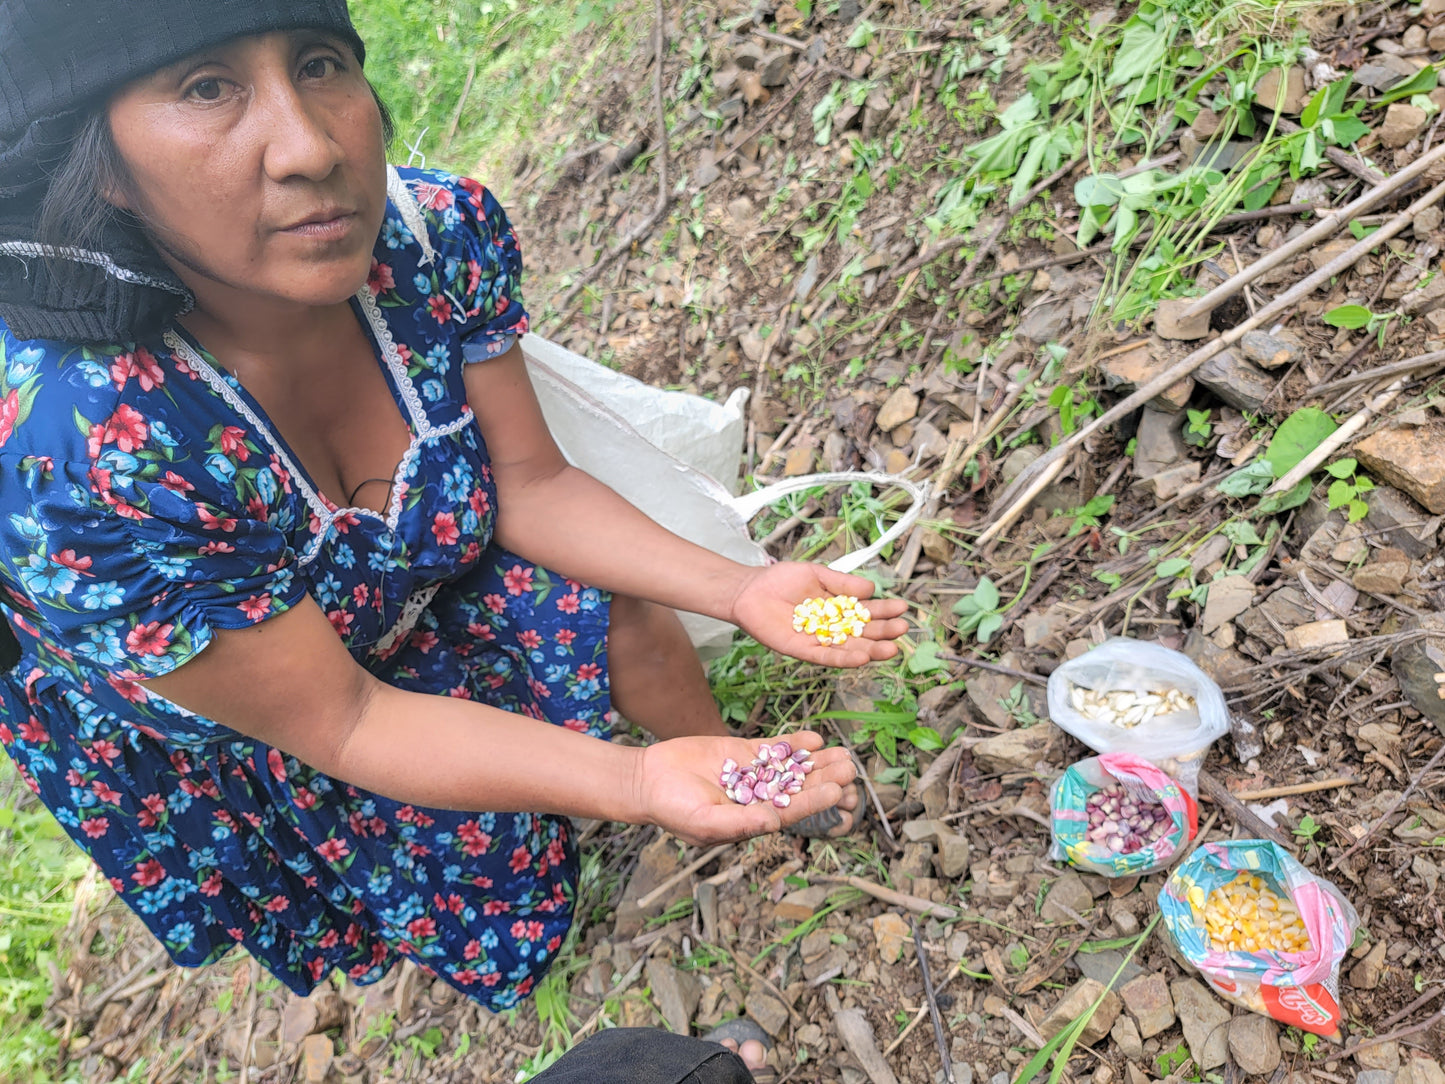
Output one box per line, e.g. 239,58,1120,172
0,759,89,1084
350,0,644,197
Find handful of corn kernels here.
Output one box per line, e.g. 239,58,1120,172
1069,684,1195,729
1204,872,1312,954
792,595,871,646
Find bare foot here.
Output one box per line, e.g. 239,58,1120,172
719,1037,768,1072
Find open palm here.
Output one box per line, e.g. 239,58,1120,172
729,562,910,667
635,731,855,846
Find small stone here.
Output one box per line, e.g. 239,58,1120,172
1201,575,1255,634
1416,204,1443,238
921,529,953,565
745,990,791,1038
1353,548,1411,595
1255,66,1306,113
1094,1065,1115,1084
1284,618,1349,651
1357,1072,1398,1084
1077,949,1144,989
1155,297,1211,340
1381,104,1430,148
1366,485,1440,558
281,996,321,1045
1431,25,1445,52
1405,1058,1445,1084
884,448,910,474
1120,973,1175,1039
1017,300,1072,343
759,50,793,87
302,1035,334,1084
1240,329,1303,370
1355,55,1421,90
647,958,701,1034
1228,1014,1281,1077
1357,1041,1402,1073
1357,425,1445,513
1350,939,1388,990
1135,406,1189,479
1171,978,1231,1071
1098,341,1193,410
1041,979,1121,1046
973,726,1056,774
876,386,920,432
1405,24,1428,50
1195,349,1276,412
1402,271,1445,315
937,833,971,879
872,912,911,963
782,445,815,476
1041,872,1094,924
1112,1014,1145,1061
774,884,832,924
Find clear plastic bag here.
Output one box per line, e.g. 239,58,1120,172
1160,841,1358,1038
1045,638,1231,795
1049,753,1198,877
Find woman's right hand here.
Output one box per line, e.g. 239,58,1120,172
628,730,856,847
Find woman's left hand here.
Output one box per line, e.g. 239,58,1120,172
728,562,909,667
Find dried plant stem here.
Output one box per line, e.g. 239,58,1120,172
979,175,1445,545
1332,739,1445,869
813,874,959,919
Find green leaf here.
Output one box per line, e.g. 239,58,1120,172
907,726,945,752
1327,478,1355,509
1323,304,1372,329
1078,494,1115,518
1155,557,1191,579
1325,114,1369,147
907,641,948,675
1377,64,1438,105
977,612,1004,643
1256,477,1313,516
1106,21,1170,88
1349,220,1380,241
1348,499,1370,523
973,576,1000,611
1073,173,1126,210
1325,458,1358,479
1218,459,1275,497
1265,407,1339,479
1301,84,1328,129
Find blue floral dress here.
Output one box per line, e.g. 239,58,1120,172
0,167,612,1010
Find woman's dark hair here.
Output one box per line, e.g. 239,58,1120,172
34,80,396,272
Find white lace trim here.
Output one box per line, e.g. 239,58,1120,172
356,286,432,436
0,240,191,297
387,165,437,266
371,583,441,657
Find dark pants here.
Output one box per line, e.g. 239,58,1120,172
531,1030,754,1084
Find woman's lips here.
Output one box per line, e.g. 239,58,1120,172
281,212,357,241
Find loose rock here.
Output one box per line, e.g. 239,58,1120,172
1041,979,1122,1045
1201,575,1255,634
872,912,911,963
1381,103,1430,148
1356,425,1445,513
1350,939,1388,990
1155,298,1212,340
875,386,920,432
744,990,791,1038
1041,872,1094,924
1195,349,1277,412
1119,973,1175,1038
1111,1015,1145,1061
972,726,1056,774
1240,329,1303,370
1390,612,1445,731
647,958,701,1034
1353,548,1411,595
1171,978,1231,1071
1228,1013,1281,1077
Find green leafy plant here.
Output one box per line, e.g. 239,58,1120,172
1156,1042,1193,1077
1047,382,1100,437
1059,493,1115,538
1293,813,1324,861
1323,458,1373,523
1184,408,1213,447
1324,303,1398,347
951,576,1005,643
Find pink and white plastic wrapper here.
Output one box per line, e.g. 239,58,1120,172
1049,753,1198,877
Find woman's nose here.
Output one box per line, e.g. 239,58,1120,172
258,82,343,184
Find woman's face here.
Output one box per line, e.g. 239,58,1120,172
106,30,387,313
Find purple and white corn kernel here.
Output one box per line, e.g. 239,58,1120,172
720,739,815,807
1082,784,1172,855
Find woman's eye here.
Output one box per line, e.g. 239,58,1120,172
301,56,341,79
188,78,224,101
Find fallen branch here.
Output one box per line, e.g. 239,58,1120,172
912,918,958,1083
813,874,959,919
1339,1008,1445,1059
1230,776,1359,801
1179,134,1445,320
1310,348,1445,395
1197,770,1294,850
1266,377,1406,495
979,174,1445,544
635,843,731,910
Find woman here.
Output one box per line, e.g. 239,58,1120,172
0,0,906,1026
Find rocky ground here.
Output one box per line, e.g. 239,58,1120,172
31,0,1445,1082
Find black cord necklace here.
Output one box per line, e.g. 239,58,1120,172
345,477,394,507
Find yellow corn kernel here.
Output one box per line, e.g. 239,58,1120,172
792,596,872,646
1202,872,1313,954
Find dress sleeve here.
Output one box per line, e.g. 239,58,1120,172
408,171,530,365
0,454,307,680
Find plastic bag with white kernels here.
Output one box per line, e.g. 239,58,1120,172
1045,638,1231,796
